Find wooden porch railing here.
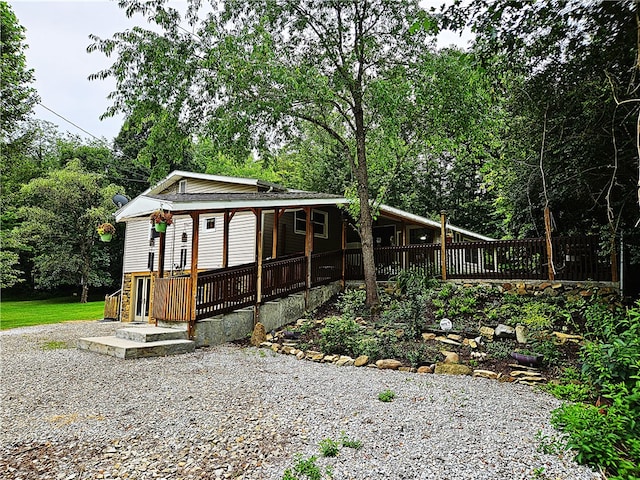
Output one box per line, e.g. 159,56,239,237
103,289,121,320
311,250,343,286
152,276,192,322
262,255,307,302
346,236,612,282
149,235,613,325
196,263,257,319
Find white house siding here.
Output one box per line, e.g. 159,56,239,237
123,219,154,273
227,212,257,266
161,215,193,274
197,214,223,270
162,178,257,195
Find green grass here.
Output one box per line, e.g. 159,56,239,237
0,297,105,330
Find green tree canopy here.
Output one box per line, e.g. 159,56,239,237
14,160,122,302
0,1,38,139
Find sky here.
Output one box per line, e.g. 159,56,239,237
10,0,471,142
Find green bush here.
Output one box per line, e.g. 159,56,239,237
319,316,360,356
393,267,437,296
380,296,427,339
336,289,368,319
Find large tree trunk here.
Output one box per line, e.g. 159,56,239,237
354,102,379,307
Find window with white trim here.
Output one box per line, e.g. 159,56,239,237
178,179,187,193
205,217,216,230
294,209,328,239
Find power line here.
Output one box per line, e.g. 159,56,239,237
37,102,106,143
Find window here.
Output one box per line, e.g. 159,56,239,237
179,248,188,268
294,209,328,239
205,217,216,230
178,179,187,193
147,252,155,271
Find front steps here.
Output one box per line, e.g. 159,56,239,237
78,325,195,359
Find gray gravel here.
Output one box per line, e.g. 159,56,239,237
1,321,601,480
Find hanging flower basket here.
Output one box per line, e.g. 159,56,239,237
150,210,173,232
97,223,116,242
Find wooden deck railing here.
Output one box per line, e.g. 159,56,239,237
152,276,192,321
346,236,612,282
196,263,257,319
311,250,343,286
262,255,307,302
149,235,612,325
103,289,121,320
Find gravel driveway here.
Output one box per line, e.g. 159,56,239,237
0,321,601,480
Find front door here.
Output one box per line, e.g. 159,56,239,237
134,276,151,323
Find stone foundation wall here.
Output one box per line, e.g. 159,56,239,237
189,281,343,347
450,279,619,301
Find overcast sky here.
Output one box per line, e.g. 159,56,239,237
11,0,470,142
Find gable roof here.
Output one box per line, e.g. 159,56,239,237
141,170,287,196
115,171,494,241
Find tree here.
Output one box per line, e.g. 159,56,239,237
0,1,38,139
89,0,446,306
441,1,640,237
15,160,122,302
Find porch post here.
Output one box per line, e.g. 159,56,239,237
223,210,231,268
440,211,447,281
341,219,347,290
189,212,200,339
254,208,263,323
304,207,313,307
544,207,555,281
272,208,283,259
158,232,166,278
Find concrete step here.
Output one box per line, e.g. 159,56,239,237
115,326,188,343
78,335,195,359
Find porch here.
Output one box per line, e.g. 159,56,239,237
146,235,615,339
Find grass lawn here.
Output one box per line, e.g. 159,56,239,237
0,297,105,330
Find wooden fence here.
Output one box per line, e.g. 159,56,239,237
103,290,121,320
311,250,343,286
152,276,192,322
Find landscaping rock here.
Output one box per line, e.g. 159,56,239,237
441,351,460,364
515,325,528,344
479,326,495,340
495,324,516,338
417,365,433,374
447,334,463,342
296,351,305,360
336,355,354,367
354,355,369,367
434,363,472,376
250,322,267,346
473,369,499,380
306,351,324,362
422,333,436,341
376,359,402,370
435,336,462,346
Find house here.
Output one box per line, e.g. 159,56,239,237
113,171,493,337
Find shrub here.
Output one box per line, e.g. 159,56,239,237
393,267,437,296
319,316,360,356
380,296,427,339
337,289,368,319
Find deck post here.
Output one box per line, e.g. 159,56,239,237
188,212,200,339
341,219,346,290
272,208,283,259
544,207,555,281
254,208,263,324
223,210,233,269
158,232,166,278
440,211,447,281
304,207,313,308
